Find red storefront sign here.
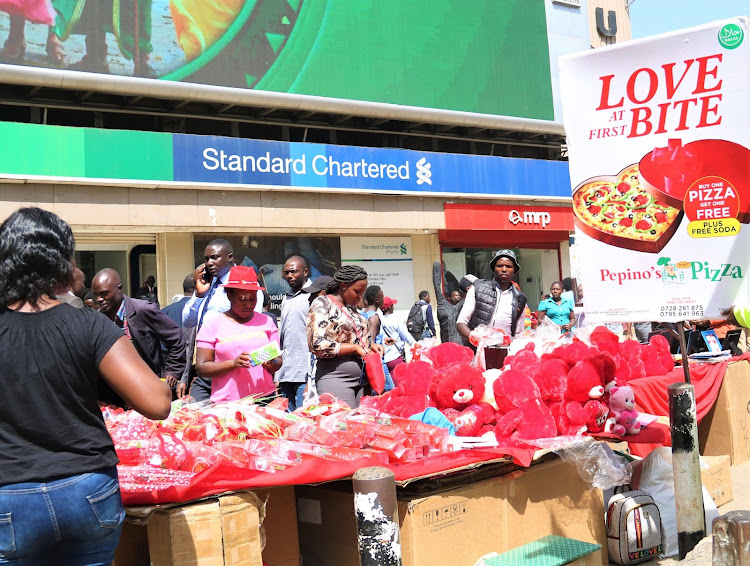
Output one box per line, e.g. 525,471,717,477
441,203,574,247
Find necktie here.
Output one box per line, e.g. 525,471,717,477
197,277,218,332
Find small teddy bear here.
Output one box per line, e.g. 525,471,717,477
608,385,641,436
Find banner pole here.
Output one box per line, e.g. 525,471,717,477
677,322,691,384
669,383,706,559
352,467,402,566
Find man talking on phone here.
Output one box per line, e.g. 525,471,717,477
181,239,237,401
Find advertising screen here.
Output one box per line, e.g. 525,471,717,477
0,0,554,119
560,18,749,323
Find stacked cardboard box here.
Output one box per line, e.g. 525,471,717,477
699,360,750,466
113,487,299,566
296,456,607,566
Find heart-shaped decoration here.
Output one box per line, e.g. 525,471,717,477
639,139,750,222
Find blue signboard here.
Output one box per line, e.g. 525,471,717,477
173,134,571,199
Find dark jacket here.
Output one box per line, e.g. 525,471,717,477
124,296,186,378
432,261,465,345
468,280,527,337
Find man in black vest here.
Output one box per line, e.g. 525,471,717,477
456,249,527,342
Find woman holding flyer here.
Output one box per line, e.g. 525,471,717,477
196,266,281,402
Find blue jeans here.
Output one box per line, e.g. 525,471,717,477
0,467,124,566
278,381,306,411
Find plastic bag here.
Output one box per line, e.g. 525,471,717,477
535,436,632,490
631,446,719,557
468,325,510,370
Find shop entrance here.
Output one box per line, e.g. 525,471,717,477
439,247,559,311
73,238,157,297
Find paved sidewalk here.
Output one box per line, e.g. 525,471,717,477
633,458,750,565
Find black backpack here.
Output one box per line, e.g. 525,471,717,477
406,303,425,338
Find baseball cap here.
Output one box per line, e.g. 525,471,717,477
489,249,520,273
303,275,334,293
222,265,265,291
382,296,398,309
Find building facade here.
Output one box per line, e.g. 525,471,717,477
0,1,628,311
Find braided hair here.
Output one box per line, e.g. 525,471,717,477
326,265,368,294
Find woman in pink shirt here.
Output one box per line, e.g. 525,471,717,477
196,266,281,402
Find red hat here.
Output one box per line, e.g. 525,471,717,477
222,266,265,291
382,296,398,309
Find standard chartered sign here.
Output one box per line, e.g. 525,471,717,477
170,132,570,198
202,147,417,182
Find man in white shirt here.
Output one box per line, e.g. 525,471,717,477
276,255,311,411
457,249,527,341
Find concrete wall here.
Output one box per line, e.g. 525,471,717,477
588,0,632,47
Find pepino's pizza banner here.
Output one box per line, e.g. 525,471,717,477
560,17,750,324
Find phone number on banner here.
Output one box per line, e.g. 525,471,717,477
659,304,704,318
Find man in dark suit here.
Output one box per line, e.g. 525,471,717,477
161,274,196,328
135,275,159,306
161,274,196,398
92,268,186,402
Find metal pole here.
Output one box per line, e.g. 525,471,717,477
677,322,691,383
352,466,402,566
669,383,705,559
713,511,750,565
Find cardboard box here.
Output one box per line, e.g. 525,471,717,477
115,487,298,566
699,360,750,465
296,457,607,566
112,521,149,566
148,492,263,566
255,487,301,566
701,455,733,507
296,483,359,566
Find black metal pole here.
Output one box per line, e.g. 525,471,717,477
713,510,750,565
352,466,402,566
669,383,705,559
677,322,691,383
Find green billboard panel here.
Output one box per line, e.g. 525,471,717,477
0,0,553,119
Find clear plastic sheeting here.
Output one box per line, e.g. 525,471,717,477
535,436,632,490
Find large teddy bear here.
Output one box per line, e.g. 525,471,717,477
359,361,436,418
495,398,558,446
552,356,609,436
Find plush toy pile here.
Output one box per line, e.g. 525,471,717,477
361,327,674,448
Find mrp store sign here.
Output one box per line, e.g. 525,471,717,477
560,18,749,322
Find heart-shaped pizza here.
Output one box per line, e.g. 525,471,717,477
573,164,683,253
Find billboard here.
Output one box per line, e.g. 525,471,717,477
560,18,749,323
0,0,554,119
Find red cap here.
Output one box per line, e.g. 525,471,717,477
222,266,265,291
382,296,398,309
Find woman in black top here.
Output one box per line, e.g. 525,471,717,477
0,207,171,565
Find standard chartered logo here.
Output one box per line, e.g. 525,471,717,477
202,146,435,187
416,157,432,186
